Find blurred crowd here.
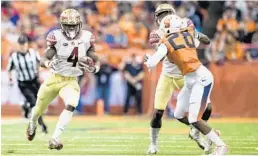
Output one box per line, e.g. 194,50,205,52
206,1,258,64
1,1,258,114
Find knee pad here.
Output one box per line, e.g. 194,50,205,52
202,103,212,121
150,109,164,128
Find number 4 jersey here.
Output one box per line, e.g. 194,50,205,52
46,29,94,77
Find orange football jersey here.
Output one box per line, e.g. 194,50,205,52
161,27,201,75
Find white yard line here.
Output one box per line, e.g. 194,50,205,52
1,144,258,149
2,137,258,142
1,119,29,125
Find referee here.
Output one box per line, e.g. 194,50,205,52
7,34,48,134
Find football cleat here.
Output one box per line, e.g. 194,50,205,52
189,127,207,150
49,138,63,150
42,125,48,134
204,137,212,154
146,144,158,154
209,145,229,155
205,130,221,154
26,122,37,141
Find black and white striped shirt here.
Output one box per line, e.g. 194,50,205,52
7,48,40,82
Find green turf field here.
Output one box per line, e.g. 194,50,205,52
1,116,258,155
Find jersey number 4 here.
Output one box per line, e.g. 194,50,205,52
67,47,78,67
168,31,195,50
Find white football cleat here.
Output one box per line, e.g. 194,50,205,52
189,127,208,150
204,138,212,154
209,145,229,155
146,144,158,154
205,130,221,154
49,138,63,150
26,122,37,141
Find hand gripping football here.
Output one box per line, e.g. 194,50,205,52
79,56,95,67
78,56,95,72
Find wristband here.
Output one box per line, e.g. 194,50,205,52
94,65,100,73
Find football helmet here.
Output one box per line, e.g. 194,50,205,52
158,14,183,38
60,9,82,39
155,4,176,26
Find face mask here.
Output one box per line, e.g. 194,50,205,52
68,30,76,39
62,24,79,39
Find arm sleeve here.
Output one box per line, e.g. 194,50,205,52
145,43,167,69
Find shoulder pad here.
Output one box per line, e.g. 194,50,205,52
46,29,62,46
82,30,95,46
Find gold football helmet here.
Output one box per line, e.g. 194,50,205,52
60,9,82,39
155,4,176,26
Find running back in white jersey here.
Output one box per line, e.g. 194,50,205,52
46,29,94,77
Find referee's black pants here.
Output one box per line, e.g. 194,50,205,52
18,78,47,130
124,83,142,114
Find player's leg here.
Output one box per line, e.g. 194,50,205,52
30,82,48,134
147,74,175,154
189,103,212,151
174,83,191,125
135,89,142,114
18,83,31,118
201,86,213,153
27,75,59,141
191,103,212,137
188,81,228,155
174,81,208,150
124,84,133,114
49,79,80,150
189,78,213,153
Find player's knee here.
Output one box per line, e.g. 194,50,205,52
174,109,184,119
188,114,198,124
150,109,164,128
66,105,75,112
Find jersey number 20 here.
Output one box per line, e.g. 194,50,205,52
168,31,195,50
67,47,78,67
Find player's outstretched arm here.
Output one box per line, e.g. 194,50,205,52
195,31,211,45
40,46,56,68
144,43,167,70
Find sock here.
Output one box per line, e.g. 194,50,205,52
205,130,225,146
150,128,160,146
52,109,73,139
193,127,200,135
30,108,39,126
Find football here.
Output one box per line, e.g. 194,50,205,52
79,56,95,67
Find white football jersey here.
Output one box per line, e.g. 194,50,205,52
158,17,199,78
46,29,94,77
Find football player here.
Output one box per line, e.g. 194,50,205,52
26,9,100,150
146,4,213,154
145,14,228,155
